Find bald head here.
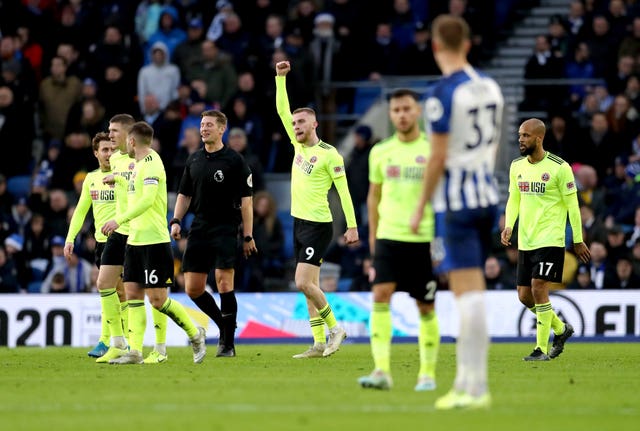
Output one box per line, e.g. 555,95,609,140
518,118,547,157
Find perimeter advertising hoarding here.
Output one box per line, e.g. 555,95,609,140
0,291,638,347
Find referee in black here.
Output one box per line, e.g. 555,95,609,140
171,109,257,357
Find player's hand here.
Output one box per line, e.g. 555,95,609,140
368,265,376,283
275,60,290,76
63,242,73,261
243,239,258,258
500,227,512,246
409,208,423,234
102,174,115,186
170,223,181,240
101,220,119,236
344,227,359,244
574,242,591,263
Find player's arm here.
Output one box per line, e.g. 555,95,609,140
411,132,447,233
560,164,591,263
170,192,192,240
502,163,521,246
240,195,257,257
334,174,358,240
367,182,381,256
106,163,156,234
65,177,92,259
274,61,296,144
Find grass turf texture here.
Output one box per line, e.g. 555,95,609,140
1,343,638,431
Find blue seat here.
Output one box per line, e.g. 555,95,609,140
353,87,382,115
6,175,31,199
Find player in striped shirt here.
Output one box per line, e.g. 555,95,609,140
411,14,502,410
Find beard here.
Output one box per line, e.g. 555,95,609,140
519,145,535,156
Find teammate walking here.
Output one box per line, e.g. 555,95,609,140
101,121,206,364
358,89,440,391
501,118,590,361
411,14,502,409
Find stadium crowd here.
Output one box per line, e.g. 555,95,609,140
0,0,638,293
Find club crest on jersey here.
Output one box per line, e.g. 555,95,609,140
333,165,344,174
425,97,444,122
310,156,318,164
387,165,401,178
214,170,224,182
128,162,135,170
567,181,575,190
541,172,550,182
416,155,426,163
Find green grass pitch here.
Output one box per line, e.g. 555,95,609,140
1,342,638,431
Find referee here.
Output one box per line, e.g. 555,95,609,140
171,109,257,358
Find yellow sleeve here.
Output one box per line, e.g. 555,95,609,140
275,76,296,144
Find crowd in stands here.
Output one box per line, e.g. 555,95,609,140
0,0,637,293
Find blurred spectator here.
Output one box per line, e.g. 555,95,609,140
389,0,421,51
580,203,608,245
548,14,570,58
522,35,566,111
324,227,370,291
605,93,640,145
567,263,597,288
605,0,630,46
566,0,588,43
137,41,181,113
585,15,617,79
623,74,640,112
31,140,61,193
575,164,606,216
605,224,630,263
38,55,83,143
287,0,318,46
87,24,140,81
15,25,43,83
55,42,88,80
253,13,286,69
613,255,640,288
0,174,13,216
23,212,51,280
543,113,578,160
4,232,29,290
625,206,640,248
398,21,439,76
40,189,71,238
216,11,253,72
319,261,341,292
631,237,640,275
365,21,401,79
206,0,235,42
484,255,515,290
225,95,265,158
65,85,108,139
618,16,640,59
345,124,374,225
186,39,237,108
605,161,640,226
235,190,285,291
606,55,634,97
144,6,187,65
0,245,20,293
227,127,265,192
47,271,69,293
171,126,202,191
0,85,33,177
588,240,618,289
50,131,97,192
572,112,621,183
98,63,140,120
8,197,32,238
135,0,164,46
172,17,206,78
564,42,595,109
40,235,92,293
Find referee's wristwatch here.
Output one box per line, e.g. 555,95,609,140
244,235,253,243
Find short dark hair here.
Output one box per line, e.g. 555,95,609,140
129,121,154,146
109,113,135,126
92,131,110,151
201,109,228,127
389,88,420,102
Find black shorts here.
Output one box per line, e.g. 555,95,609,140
293,218,333,266
101,232,128,266
517,247,565,286
182,231,238,272
373,239,437,303
123,243,174,288
94,242,106,267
